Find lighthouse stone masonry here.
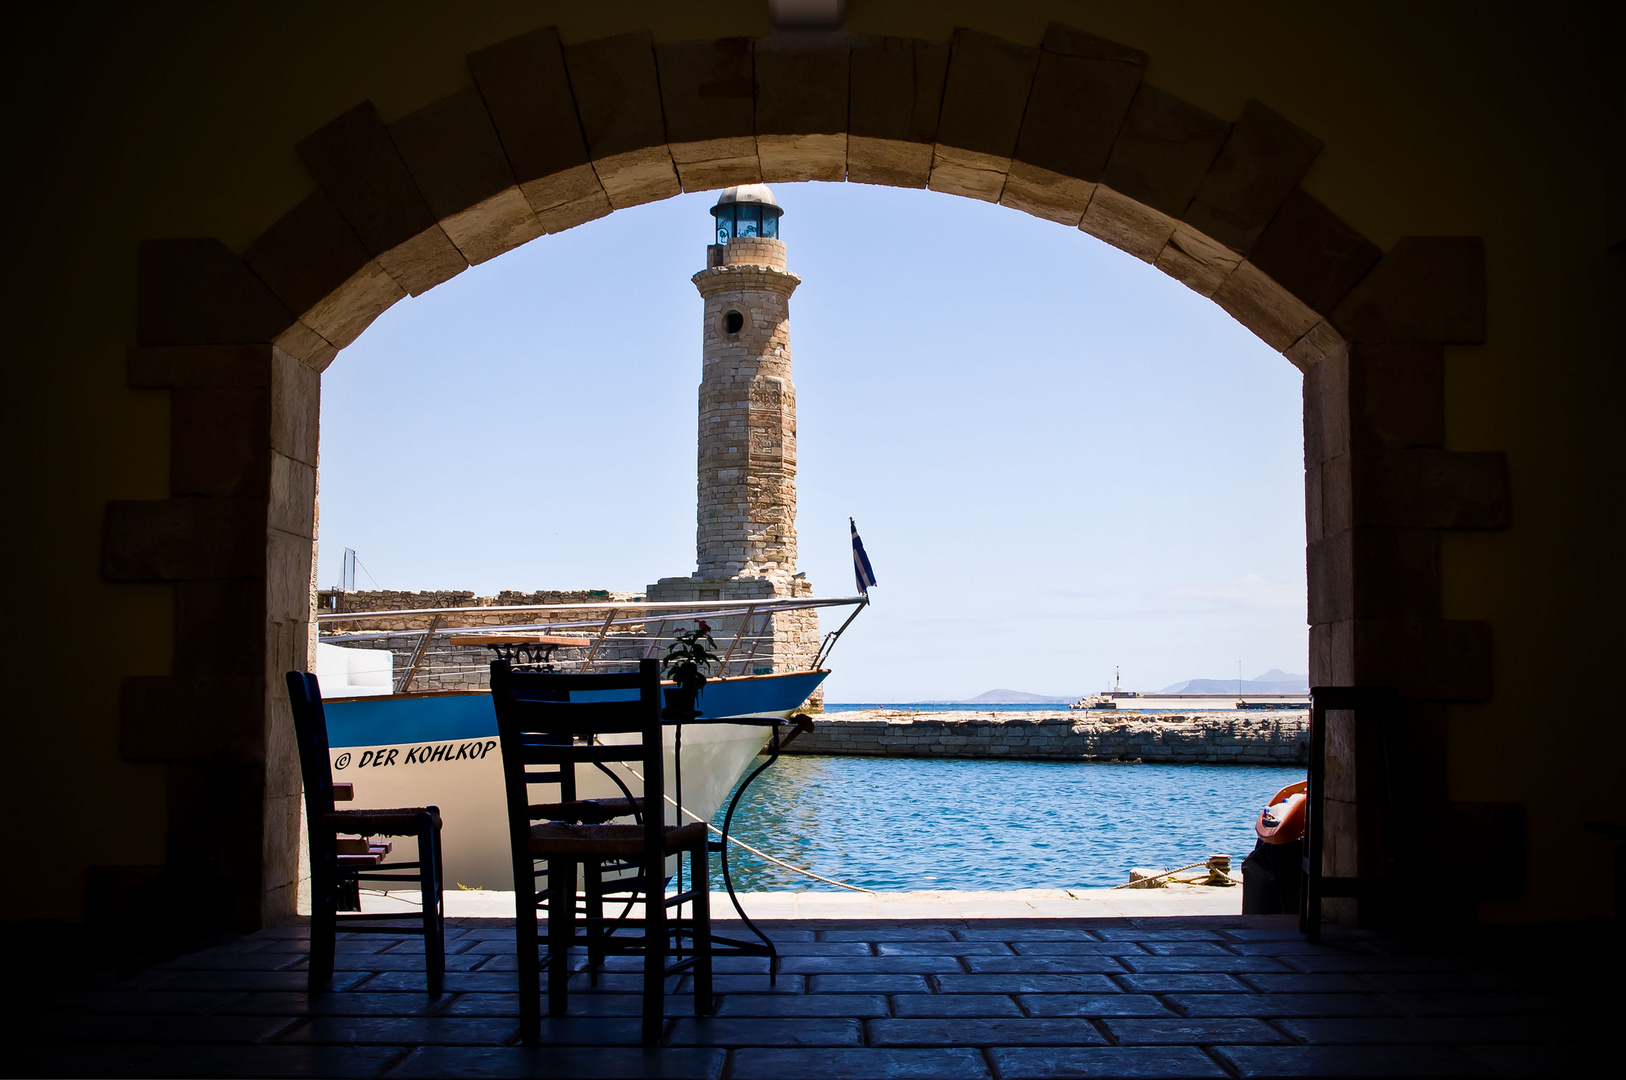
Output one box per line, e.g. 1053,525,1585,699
647,185,820,693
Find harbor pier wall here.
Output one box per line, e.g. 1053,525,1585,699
783,711,1308,766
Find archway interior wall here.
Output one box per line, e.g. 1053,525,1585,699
107,20,1517,930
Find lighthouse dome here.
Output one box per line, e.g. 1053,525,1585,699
711,184,783,243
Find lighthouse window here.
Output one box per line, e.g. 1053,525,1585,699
724,310,744,335
736,204,761,237
761,213,778,238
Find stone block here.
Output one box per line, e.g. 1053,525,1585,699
268,453,316,539
296,102,467,295
1352,449,1511,529
755,34,850,181
1079,185,1176,263
169,386,270,499
1210,258,1322,350
270,347,320,467
1285,320,1348,374
999,162,1095,226
929,29,1038,202
127,345,273,389
466,27,607,221
1303,344,1351,466
1185,101,1322,254
389,87,541,265
138,239,297,347
1332,237,1487,343
1307,528,1442,624
103,498,266,581
561,32,677,208
1010,27,1144,194
1315,619,1493,701
242,190,403,352
1349,343,1445,449
1155,223,1243,297
847,36,949,187
1248,188,1381,318
173,580,267,677
657,38,760,191
1101,84,1230,219
267,528,315,623
121,673,266,760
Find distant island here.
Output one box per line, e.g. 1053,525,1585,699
1160,669,1309,694
957,689,1075,704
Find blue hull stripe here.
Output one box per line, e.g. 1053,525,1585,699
323,671,829,749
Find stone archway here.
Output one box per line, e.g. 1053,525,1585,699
105,24,1510,931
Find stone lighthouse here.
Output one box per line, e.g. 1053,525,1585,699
647,185,819,681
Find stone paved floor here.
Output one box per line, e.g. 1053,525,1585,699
7,903,1612,1079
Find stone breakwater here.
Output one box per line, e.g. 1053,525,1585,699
781,710,1308,765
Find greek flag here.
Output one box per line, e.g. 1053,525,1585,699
850,517,877,597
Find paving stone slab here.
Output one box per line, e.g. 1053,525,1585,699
1237,973,1376,993
1215,1043,1495,1077
28,989,246,1015
1012,941,1148,956
360,970,519,993
716,993,889,1017
869,1016,1109,1047
1276,1016,1566,1044
728,1046,990,1079
438,993,699,1018
937,973,1120,994
890,993,1022,1018
1224,940,1352,956
1351,972,1527,994
782,955,964,974
817,928,960,942
149,969,373,993
955,927,1096,941
675,973,804,995
668,1016,863,1046
158,950,305,971
138,1043,408,1078
989,1045,1227,1078
277,1015,521,1045
386,1044,726,1079
877,940,1013,956
1219,929,1311,942
1113,973,1251,994
1166,993,1396,1017
1104,1017,1288,1045
219,990,451,1016
1139,941,1239,956
964,956,1128,975
22,1012,297,1044
1121,955,1292,974
1280,954,1470,974
250,938,394,954
1091,928,1224,941
807,973,932,994
324,951,486,972
773,941,876,956
1018,994,1175,1018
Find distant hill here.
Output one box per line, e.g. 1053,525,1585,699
962,689,1075,704
1160,669,1309,694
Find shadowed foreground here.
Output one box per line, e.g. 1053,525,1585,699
6,909,1613,1079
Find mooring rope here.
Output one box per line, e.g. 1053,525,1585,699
1108,860,1210,889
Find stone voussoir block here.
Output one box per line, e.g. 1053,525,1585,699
930,28,1039,203
1184,100,1323,255
564,31,678,209
657,37,760,191
296,101,467,296
1331,237,1487,344
466,26,609,227
1100,84,1230,219
138,239,299,350
755,33,850,182
388,86,542,265
847,35,950,188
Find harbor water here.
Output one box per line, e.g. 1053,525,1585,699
709,754,1301,892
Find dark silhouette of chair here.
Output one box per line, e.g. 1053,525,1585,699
490,657,712,1045
285,671,446,995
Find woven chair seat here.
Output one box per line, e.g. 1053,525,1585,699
531,797,644,824
528,820,708,857
324,807,441,836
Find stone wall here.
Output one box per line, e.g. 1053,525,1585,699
783,711,1309,765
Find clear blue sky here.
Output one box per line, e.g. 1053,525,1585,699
317,182,1307,701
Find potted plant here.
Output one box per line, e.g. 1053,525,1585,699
662,620,719,719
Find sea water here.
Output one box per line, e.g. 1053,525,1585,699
709,755,1301,892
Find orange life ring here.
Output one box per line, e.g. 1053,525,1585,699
1254,780,1308,845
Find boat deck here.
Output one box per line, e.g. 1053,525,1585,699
9,895,1611,1078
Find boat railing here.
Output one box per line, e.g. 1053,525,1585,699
318,595,867,694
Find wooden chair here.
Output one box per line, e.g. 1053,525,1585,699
284,671,446,995
490,657,713,1045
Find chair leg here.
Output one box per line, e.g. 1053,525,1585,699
584,862,605,969
641,854,666,1045
308,855,337,996
547,858,574,1016
419,813,445,996
690,845,713,1015
515,859,541,1043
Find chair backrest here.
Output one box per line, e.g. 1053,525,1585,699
285,670,338,856
489,658,666,867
